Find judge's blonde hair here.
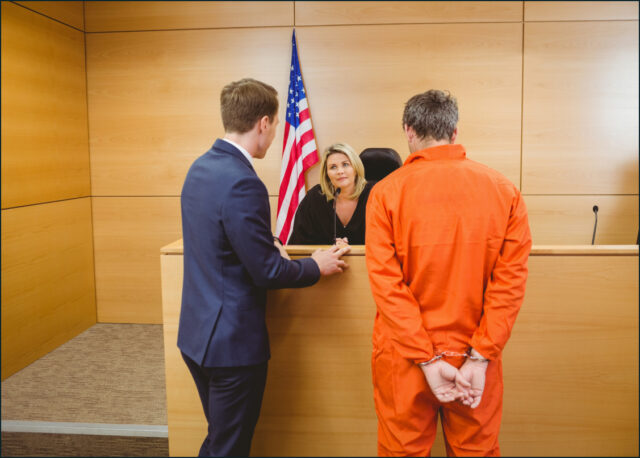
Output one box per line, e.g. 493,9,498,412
319,143,367,202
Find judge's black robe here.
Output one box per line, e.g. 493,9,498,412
288,182,373,245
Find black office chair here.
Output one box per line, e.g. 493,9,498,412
359,147,403,182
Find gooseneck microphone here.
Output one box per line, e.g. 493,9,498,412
591,205,598,245
333,188,341,244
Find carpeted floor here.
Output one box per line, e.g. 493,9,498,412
1,432,168,457
1,324,169,456
1,323,167,425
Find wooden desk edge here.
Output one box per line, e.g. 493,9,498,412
161,240,639,256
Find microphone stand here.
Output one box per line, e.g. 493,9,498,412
333,188,341,245
591,205,598,245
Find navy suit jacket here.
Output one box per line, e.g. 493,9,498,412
178,139,320,367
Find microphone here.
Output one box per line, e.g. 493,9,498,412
591,205,598,245
333,188,341,244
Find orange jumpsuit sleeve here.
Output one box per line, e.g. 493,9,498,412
470,189,532,360
365,185,435,363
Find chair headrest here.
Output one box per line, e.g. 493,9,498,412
359,148,403,182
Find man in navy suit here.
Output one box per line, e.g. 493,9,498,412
178,78,350,457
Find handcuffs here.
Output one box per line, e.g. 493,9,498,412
417,350,489,367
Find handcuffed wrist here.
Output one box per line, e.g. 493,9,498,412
417,355,442,367
467,355,489,363
468,348,489,362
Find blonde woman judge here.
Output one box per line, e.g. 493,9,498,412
289,143,373,245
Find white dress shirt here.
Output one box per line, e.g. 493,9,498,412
222,138,253,168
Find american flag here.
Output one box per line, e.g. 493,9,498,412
275,30,319,244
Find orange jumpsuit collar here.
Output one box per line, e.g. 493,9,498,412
404,143,466,164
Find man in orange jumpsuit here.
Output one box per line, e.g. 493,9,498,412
366,90,531,456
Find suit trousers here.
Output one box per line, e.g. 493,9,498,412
181,352,268,457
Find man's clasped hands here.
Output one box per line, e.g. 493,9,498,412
421,351,489,409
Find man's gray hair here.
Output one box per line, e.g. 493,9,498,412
402,90,458,141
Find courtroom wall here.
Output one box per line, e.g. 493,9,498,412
83,1,638,323
1,1,96,379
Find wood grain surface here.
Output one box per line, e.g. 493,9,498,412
86,27,291,196
524,1,639,21
16,1,85,30
1,198,96,379
1,2,90,209
522,21,638,194
85,1,293,32
526,195,639,245
93,197,182,324
295,1,522,26
161,250,638,456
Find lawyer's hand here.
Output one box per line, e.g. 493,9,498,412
311,244,350,275
421,360,470,404
335,237,349,248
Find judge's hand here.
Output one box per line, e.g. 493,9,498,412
274,237,290,260
335,237,349,248
311,244,350,275
421,360,470,404
457,350,489,409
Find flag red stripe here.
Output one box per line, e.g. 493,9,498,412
299,108,310,123
278,125,300,208
299,129,315,148
302,153,319,170
278,137,301,206
278,124,294,211
278,171,306,242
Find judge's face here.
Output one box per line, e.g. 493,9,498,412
326,153,355,193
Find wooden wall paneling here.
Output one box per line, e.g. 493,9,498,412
93,197,182,324
524,1,639,22
269,196,278,233
1,198,96,380
1,1,90,209
15,1,85,30
85,1,293,32
522,21,639,195
93,196,277,325
501,255,638,456
296,23,523,188
86,27,291,197
525,195,639,245
295,1,522,26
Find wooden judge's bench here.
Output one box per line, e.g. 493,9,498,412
160,241,638,457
